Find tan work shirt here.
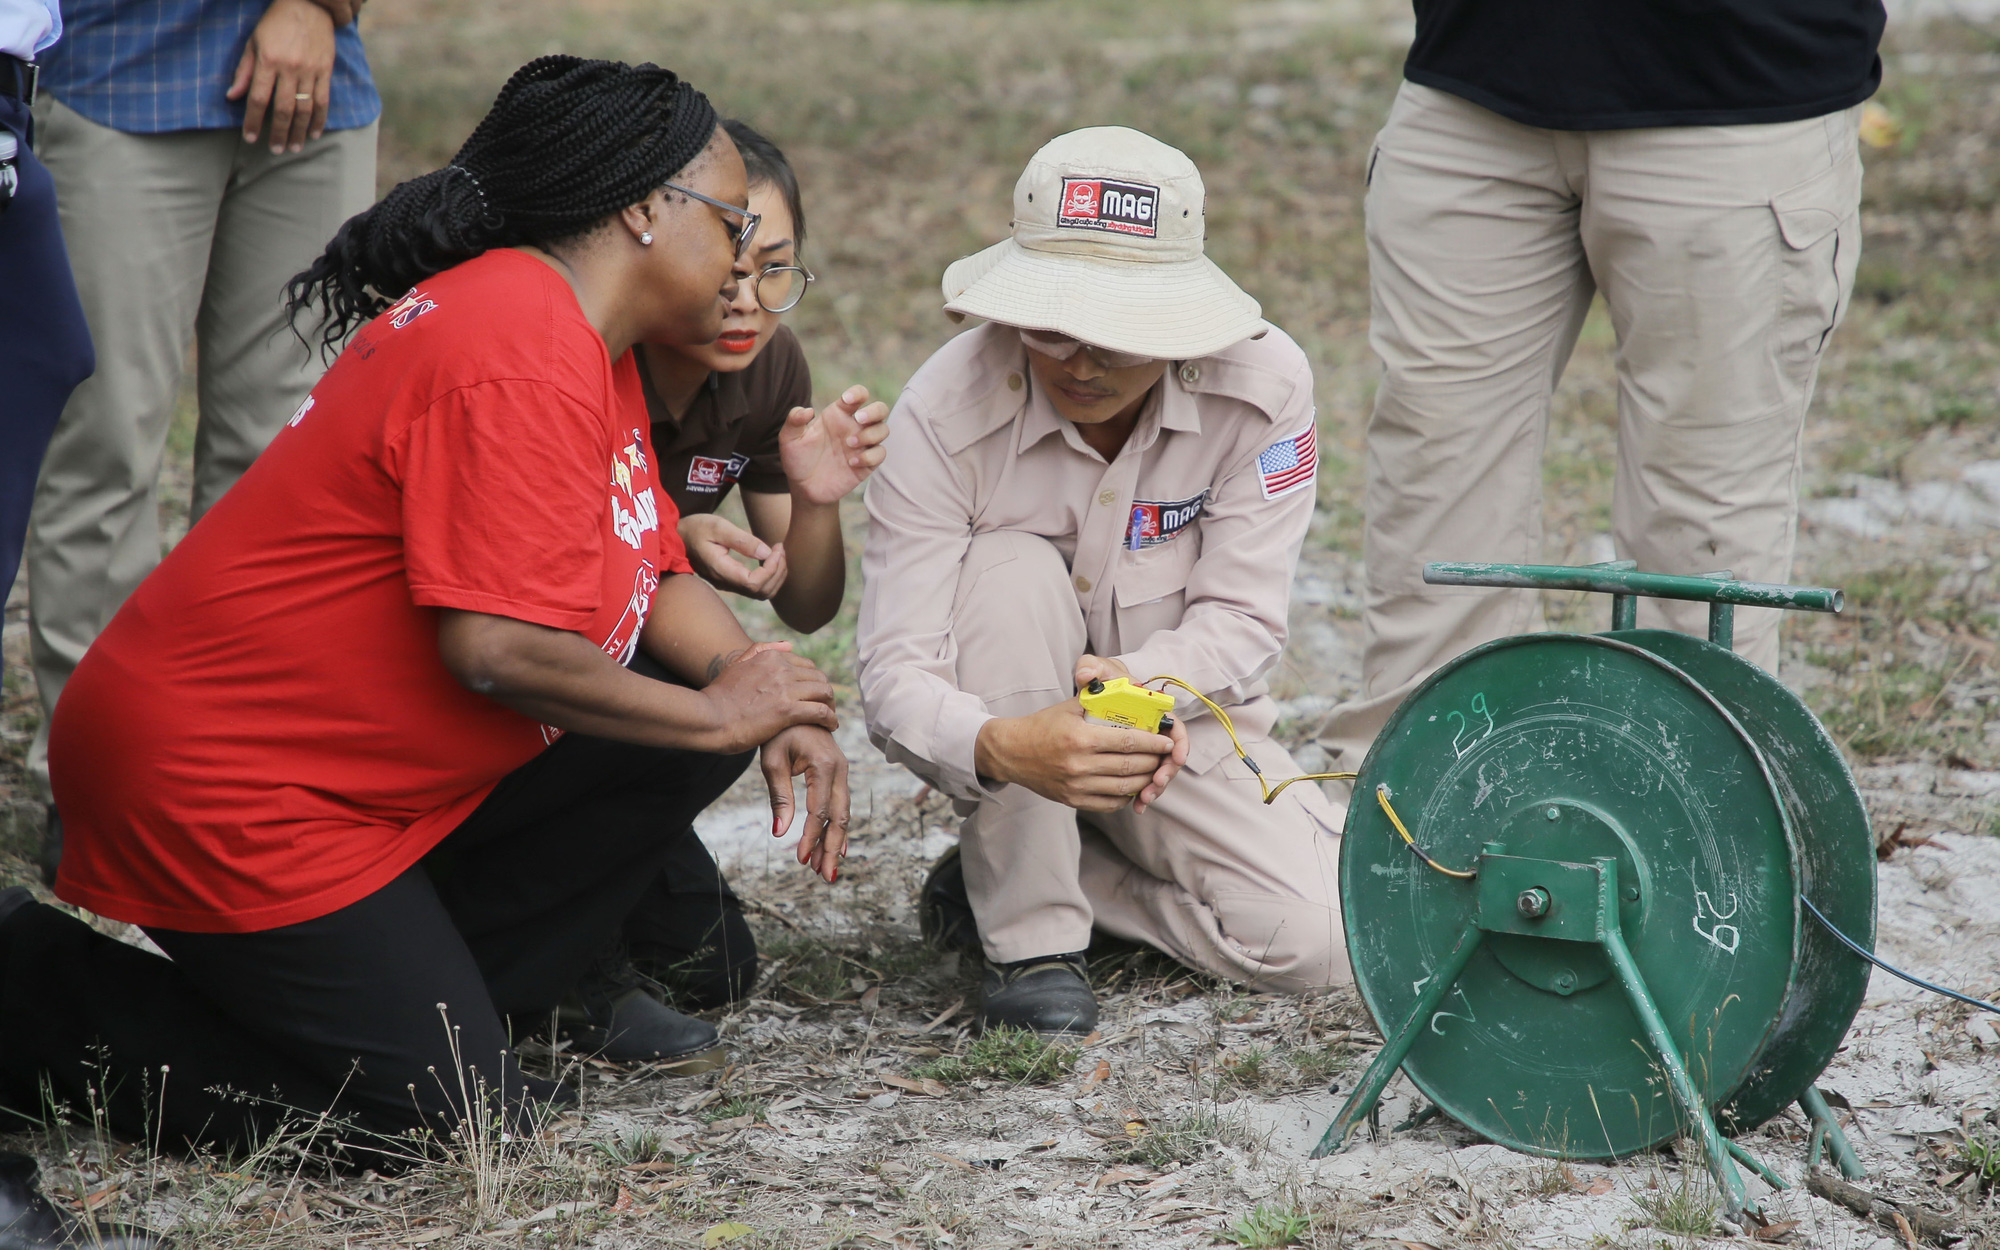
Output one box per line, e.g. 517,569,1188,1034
858,321,1320,802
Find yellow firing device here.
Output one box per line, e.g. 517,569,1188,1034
1079,677,1177,734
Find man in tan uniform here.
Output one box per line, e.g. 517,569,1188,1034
1316,3,1879,772
858,127,1347,1035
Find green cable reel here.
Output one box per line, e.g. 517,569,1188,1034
1316,562,1876,1217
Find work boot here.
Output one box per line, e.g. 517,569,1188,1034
978,952,1097,1036
918,845,980,956
558,957,726,1069
0,1152,161,1249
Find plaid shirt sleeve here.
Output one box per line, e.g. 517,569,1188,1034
38,0,380,135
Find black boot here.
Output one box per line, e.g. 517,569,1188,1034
977,952,1097,1036
0,1152,162,1249
918,846,980,956
557,956,726,1069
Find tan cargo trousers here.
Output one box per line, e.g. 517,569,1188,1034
25,98,377,796
1320,84,1863,772
949,531,1348,992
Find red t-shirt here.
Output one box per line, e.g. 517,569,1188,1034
49,250,692,934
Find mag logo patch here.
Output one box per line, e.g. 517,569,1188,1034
687,456,729,491
1126,490,1207,549
1058,177,1160,238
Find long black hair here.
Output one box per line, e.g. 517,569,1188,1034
722,119,805,255
287,55,718,357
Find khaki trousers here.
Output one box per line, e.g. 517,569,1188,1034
1319,83,1862,772
950,531,1349,993
25,98,377,796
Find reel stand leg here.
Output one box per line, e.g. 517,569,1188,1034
1311,924,1486,1158
1799,1086,1866,1180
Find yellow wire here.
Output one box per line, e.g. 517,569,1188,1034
1139,675,1356,804
1144,672,1472,876
1374,783,1477,880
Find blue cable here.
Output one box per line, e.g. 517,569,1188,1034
1801,894,2000,1015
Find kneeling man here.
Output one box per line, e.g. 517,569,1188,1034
857,127,1349,1035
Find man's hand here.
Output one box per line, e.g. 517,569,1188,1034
779,386,891,507
761,725,850,884
698,641,837,754
1073,653,1132,689
227,0,336,153
680,512,789,599
974,699,1178,812
304,0,364,25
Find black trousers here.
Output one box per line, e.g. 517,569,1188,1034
0,93,94,641
0,726,751,1157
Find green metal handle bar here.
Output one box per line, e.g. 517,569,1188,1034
1423,561,1843,649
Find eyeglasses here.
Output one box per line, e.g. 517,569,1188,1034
1018,328,1156,371
662,180,762,262
752,263,815,314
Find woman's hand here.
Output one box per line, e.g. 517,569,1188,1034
680,512,789,600
779,386,890,507
760,725,850,883
698,641,837,754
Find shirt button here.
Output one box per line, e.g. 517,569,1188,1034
1179,363,1201,385
1006,372,1024,391
1074,575,1092,593
1097,490,1117,506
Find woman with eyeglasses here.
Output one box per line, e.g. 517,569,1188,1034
614,121,886,1020
637,120,887,632
0,57,852,1162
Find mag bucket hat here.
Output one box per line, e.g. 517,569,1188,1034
941,126,1264,360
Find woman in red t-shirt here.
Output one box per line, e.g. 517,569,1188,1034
0,57,854,1159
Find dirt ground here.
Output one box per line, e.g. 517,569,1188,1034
4,1,2000,1247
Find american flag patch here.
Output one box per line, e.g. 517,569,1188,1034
1256,425,1318,500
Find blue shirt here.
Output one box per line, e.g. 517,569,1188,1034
38,0,379,135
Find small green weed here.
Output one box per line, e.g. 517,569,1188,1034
1219,1203,1312,1248
912,1027,1078,1086
1960,1128,2000,1193
592,1127,671,1166
1219,1046,1274,1091
704,1095,770,1124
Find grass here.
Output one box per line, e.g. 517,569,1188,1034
1113,1106,1255,1169
703,1094,770,1125
911,1028,1079,1086
1627,1151,1719,1240
1219,1202,1313,1248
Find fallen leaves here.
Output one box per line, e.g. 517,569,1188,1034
701,1221,756,1246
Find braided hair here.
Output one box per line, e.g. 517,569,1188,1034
287,55,718,356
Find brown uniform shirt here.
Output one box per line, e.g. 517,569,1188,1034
858,321,1320,801
634,324,813,517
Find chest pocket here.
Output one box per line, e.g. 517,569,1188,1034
1112,534,1200,653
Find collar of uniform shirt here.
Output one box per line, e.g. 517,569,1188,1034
1012,356,1203,460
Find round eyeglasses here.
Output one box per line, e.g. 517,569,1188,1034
753,264,815,314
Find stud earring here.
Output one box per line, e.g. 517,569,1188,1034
639,231,654,246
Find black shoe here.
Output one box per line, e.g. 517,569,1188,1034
918,845,980,955
37,807,59,889
0,887,32,930
558,959,725,1068
978,952,1098,1036
0,1152,162,1249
